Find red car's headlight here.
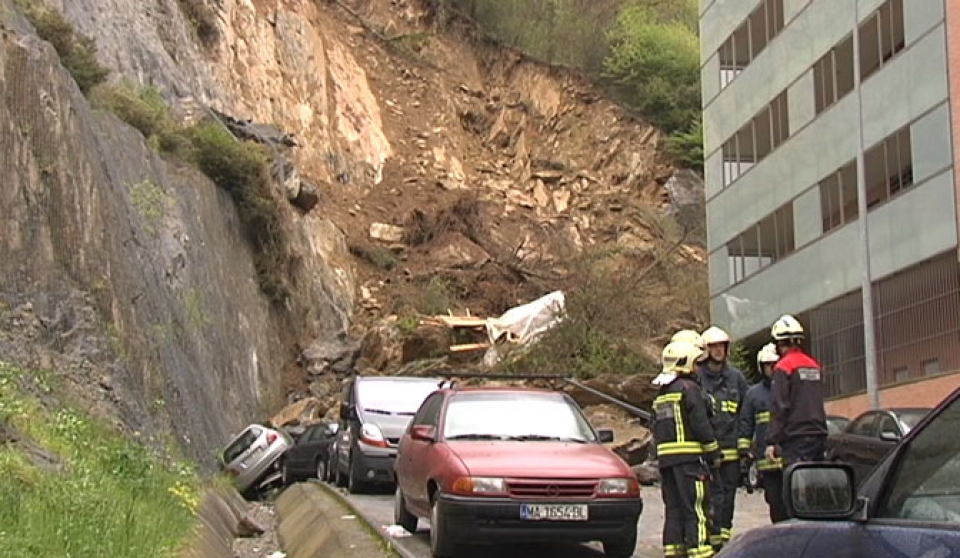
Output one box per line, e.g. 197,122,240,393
597,478,639,497
451,476,507,495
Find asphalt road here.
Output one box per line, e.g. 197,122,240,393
336,484,772,558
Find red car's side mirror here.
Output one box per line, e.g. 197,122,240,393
411,425,437,442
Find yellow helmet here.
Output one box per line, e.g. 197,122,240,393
661,341,702,375
671,329,703,349
701,326,731,346
771,314,804,341
757,343,779,370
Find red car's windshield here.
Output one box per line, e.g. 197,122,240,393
442,392,597,442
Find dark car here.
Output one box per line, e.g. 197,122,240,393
827,407,929,486
393,386,641,558
281,421,338,485
717,386,960,558
826,414,850,435
331,376,441,493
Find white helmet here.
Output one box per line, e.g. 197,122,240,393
701,326,731,346
671,329,707,362
756,343,779,370
771,314,804,341
653,341,703,385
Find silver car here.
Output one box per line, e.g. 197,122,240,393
221,424,293,497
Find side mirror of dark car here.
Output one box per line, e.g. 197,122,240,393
597,429,615,443
410,425,437,442
784,462,857,520
879,431,901,442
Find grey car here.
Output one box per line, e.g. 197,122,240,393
221,424,293,497
331,376,441,493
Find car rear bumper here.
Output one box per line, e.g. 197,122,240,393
436,494,642,544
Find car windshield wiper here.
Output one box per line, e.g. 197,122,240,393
362,408,393,415
445,433,509,441
508,434,589,443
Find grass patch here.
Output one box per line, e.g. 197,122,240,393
0,361,200,557
349,243,399,271
127,179,171,237
91,83,168,139
413,277,458,315
16,2,109,94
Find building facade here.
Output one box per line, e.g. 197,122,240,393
700,0,960,416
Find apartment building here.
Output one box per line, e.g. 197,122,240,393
700,0,960,416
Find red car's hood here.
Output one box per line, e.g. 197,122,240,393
446,441,632,478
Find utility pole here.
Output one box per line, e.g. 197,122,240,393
851,0,881,410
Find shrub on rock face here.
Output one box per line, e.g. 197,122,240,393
19,4,109,94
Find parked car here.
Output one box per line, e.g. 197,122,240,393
281,421,338,485
743,415,852,491
393,386,642,558
220,423,293,497
826,414,850,435
826,407,930,486
717,386,960,558
331,375,442,493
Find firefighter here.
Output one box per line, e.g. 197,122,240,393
696,326,749,550
653,340,722,558
671,329,708,364
737,343,788,522
764,315,829,468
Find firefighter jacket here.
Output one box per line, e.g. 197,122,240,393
769,348,829,446
653,375,722,468
736,378,783,471
696,363,749,462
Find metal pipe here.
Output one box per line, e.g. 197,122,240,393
852,0,881,410
564,379,653,422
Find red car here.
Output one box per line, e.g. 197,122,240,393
393,386,642,558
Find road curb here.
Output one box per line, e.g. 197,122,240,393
313,481,421,558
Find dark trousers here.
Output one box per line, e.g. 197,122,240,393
661,463,713,558
761,469,788,523
780,435,826,465
708,460,739,546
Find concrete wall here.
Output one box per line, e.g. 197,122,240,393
826,370,960,418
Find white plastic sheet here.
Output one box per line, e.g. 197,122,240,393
483,291,565,366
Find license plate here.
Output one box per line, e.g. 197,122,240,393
520,503,589,521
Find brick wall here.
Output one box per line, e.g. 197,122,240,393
825,370,960,418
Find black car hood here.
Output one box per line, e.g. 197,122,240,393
719,520,960,558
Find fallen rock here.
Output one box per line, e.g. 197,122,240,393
401,325,453,363
236,513,267,538
532,180,550,207
270,397,328,428
506,190,536,208
552,189,571,213
584,404,652,466
428,232,491,269
369,223,405,243
632,461,660,485
292,183,319,212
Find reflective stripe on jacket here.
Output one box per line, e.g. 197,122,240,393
653,376,722,468
697,363,749,461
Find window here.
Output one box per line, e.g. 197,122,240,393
722,91,790,187
813,35,854,114
893,365,910,383
717,0,785,90
878,415,901,439
223,427,260,463
864,126,913,209
877,395,960,522
849,414,878,437
443,392,596,442
859,0,905,81
412,393,444,427
923,358,941,377
727,202,795,285
819,160,858,233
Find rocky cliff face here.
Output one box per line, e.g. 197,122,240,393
0,0,358,467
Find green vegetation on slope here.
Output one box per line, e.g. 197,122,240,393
441,0,703,169
0,362,200,557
